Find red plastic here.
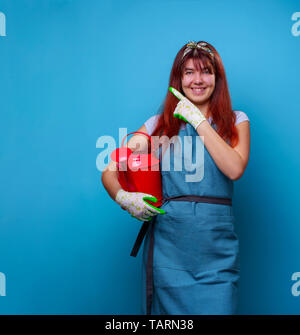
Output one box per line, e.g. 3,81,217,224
111,131,163,207
110,147,132,163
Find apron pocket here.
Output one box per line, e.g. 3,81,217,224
154,213,239,273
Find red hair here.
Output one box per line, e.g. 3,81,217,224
151,41,239,147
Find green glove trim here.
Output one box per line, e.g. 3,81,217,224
169,86,184,100
173,113,190,124
142,196,166,214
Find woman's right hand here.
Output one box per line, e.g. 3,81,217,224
115,189,165,222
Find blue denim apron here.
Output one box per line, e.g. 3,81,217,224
135,122,240,315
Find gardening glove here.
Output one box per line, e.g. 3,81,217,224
115,189,165,222
169,86,207,130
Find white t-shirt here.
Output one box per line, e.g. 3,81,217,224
144,111,249,135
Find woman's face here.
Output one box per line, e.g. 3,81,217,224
181,58,215,110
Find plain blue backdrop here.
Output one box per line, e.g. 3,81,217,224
0,0,300,314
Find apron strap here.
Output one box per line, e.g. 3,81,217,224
163,195,232,206
146,216,156,315
130,195,232,257
131,195,232,315
130,220,151,257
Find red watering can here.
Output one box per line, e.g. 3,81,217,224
110,131,163,207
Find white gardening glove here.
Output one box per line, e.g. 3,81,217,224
169,87,207,130
115,189,165,222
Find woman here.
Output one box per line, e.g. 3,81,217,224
101,41,250,315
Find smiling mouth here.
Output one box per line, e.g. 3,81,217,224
191,87,206,95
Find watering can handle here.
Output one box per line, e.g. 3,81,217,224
121,131,153,148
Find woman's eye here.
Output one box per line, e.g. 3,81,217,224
185,70,210,75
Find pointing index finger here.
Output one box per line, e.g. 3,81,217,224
169,87,185,101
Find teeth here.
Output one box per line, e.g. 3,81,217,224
192,88,205,91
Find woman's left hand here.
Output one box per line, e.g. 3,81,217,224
169,87,207,130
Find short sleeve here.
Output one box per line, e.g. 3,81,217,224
234,111,249,125
144,114,160,135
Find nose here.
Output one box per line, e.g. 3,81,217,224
193,71,203,83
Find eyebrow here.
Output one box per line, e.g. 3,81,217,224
184,67,209,71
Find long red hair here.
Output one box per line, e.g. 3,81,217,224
151,41,238,147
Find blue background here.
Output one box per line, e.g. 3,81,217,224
0,0,300,315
